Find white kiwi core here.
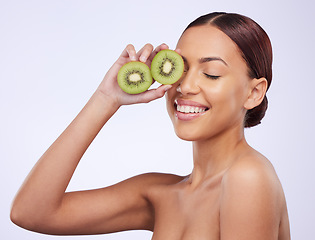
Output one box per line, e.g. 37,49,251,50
129,73,142,82
163,60,173,74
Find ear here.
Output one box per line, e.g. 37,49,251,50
244,78,268,110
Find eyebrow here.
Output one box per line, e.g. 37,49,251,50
181,56,228,66
199,57,228,66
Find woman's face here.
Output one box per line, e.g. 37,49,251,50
166,25,252,141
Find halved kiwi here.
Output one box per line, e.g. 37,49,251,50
151,49,184,85
117,61,153,94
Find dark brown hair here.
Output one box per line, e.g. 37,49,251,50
184,12,273,127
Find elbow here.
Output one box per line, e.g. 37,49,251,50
10,203,23,228
10,200,58,234
10,201,29,229
10,200,40,231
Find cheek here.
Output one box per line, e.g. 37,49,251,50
224,85,250,125
232,78,251,108
206,80,247,118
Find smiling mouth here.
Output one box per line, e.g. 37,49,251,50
174,100,209,114
175,104,208,113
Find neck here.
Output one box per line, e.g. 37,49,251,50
188,124,248,186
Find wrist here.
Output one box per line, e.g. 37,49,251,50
76,90,120,130
93,89,121,112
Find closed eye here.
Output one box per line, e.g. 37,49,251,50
203,73,220,80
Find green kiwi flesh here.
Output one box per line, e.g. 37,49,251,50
151,49,184,85
117,61,153,94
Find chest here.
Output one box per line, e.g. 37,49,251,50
149,181,222,240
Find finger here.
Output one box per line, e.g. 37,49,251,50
155,43,169,53
175,48,181,55
120,44,137,61
147,43,169,63
136,43,154,63
136,84,172,103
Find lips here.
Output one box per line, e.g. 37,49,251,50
174,99,209,121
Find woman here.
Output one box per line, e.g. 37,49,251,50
10,12,290,239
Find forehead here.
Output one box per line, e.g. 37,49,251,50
177,25,243,65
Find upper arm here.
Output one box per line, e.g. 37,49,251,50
33,172,178,235
220,160,281,240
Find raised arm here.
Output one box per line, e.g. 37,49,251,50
10,43,172,235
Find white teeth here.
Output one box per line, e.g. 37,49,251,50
176,104,207,113
178,105,185,112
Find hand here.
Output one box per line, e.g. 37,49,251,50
96,43,172,107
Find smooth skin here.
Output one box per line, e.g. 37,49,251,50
10,25,290,239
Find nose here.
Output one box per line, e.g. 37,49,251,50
177,70,200,95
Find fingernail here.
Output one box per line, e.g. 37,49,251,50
140,56,147,62
130,56,136,61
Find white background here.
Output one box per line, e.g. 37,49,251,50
1,0,314,239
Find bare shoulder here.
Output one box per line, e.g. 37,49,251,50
122,172,185,196
128,172,185,187
221,148,284,208
220,149,286,239
223,149,281,193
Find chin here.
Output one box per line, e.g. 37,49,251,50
168,114,209,142
172,124,208,142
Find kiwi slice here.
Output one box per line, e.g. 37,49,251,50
117,61,153,94
151,49,184,85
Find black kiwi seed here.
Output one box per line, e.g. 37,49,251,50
125,70,145,85
117,61,153,94
159,58,176,77
151,49,184,85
